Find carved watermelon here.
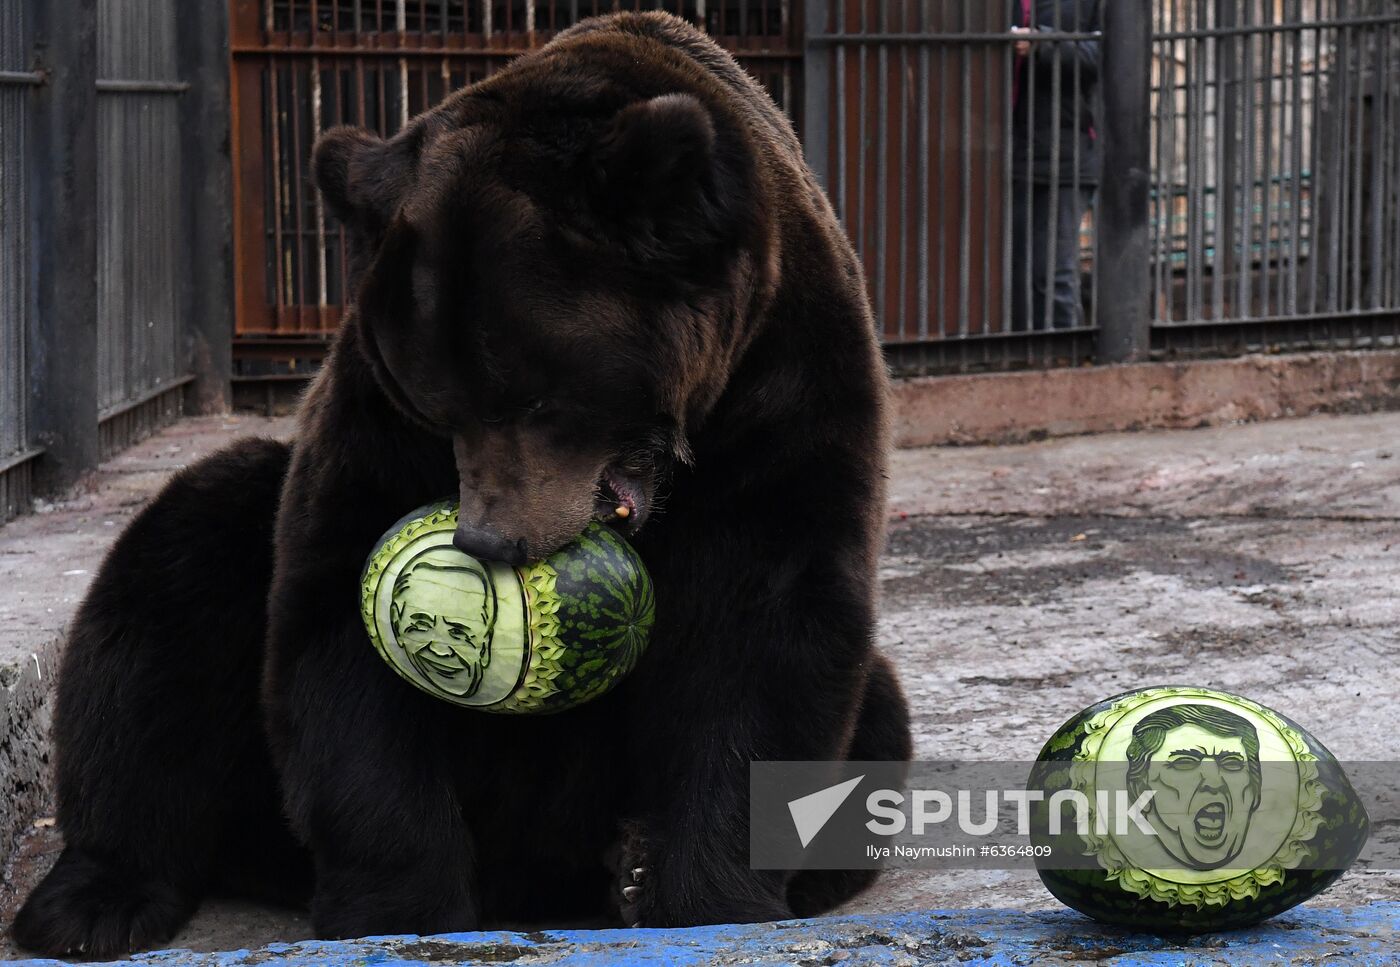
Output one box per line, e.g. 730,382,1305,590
361,502,653,714
1029,686,1368,932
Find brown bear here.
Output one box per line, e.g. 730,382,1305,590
13,12,911,956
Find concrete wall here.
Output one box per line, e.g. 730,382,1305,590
892,349,1400,448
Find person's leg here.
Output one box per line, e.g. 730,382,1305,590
1050,188,1094,330
1011,182,1054,331
1010,184,1029,332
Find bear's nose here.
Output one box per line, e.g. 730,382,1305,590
453,523,528,566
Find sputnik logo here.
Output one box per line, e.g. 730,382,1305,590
787,775,865,848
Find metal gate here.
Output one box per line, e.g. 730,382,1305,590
229,0,801,377
0,0,35,521
802,0,1109,374
96,0,192,456
222,0,1400,382
0,0,227,524
1148,0,1400,357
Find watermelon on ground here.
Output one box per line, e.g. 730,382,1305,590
1029,686,1368,932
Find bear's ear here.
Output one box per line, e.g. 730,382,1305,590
313,125,419,233
590,93,721,230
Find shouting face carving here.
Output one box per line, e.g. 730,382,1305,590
1126,705,1263,870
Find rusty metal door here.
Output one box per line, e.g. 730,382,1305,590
229,0,802,375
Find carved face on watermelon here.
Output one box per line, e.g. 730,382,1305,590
390,551,496,698
314,74,762,565
1127,704,1263,870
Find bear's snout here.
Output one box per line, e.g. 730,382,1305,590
452,521,529,565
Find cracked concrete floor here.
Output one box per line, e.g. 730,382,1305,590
1,411,1397,956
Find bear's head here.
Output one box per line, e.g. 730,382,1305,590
314,56,772,565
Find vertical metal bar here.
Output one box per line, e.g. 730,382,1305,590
937,0,947,339
979,2,991,337
1070,0,1083,332
1001,0,1012,335
896,7,908,340
1170,0,1183,325
918,0,929,340
289,63,308,330
1260,0,1276,320
1351,9,1369,313
834,0,845,219
1080,0,1092,337
313,58,329,320
268,59,287,328
1299,11,1321,313
30,0,100,490
1272,2,1288,321
1022,0,1036,335
1042,0,1062,333
874,2,887,337
1151,0,1163,325
1098,0,1152,361
1383,14,1395,313
1334,1,1350,316
1238,0,1256,319
0,0,31,472
957,0,969,338
855,0,866,279
1211,0,1228,323
1393,15,1400,314
1392,16,1400,312
1186,0,1204,323
1288,0,1304,317
397,0,409,127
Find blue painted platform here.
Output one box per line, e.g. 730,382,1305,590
6,906,1399,966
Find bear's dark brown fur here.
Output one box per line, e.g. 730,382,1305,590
14,13,910,955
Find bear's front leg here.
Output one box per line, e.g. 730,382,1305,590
620,538,875,928
265,612,480,940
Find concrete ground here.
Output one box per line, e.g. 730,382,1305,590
0,410,1397,960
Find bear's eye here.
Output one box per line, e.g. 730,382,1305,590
521,397,546,416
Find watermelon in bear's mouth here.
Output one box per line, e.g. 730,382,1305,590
362,501,654,714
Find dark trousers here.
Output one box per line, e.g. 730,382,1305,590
1010,183,1094,331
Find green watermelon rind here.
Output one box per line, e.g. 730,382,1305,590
1029,685,1370,933
496,523,655,714
360,504,654,716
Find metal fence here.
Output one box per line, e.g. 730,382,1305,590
1149,0,1400,357
1,0,36,522
804,0,1107,374
0,0,231,525
97,0,192,457
804,0,1400,373
229,0,799,379
227,0,1400,381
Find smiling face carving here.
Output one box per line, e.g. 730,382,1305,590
389,550,496,698
1126,705,1263,870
